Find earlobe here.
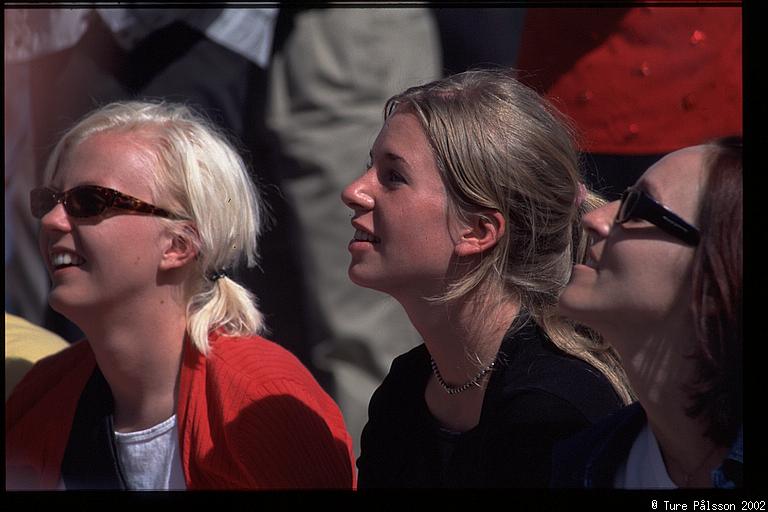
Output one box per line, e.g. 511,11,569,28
454,210,505,257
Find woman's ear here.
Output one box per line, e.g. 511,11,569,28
454,210,505,257
160,223,200,270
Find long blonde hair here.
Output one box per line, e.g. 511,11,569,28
44,101,266,354
386,69,633,403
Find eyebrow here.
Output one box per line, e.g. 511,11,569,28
383,152,408,165
49,180,116,192
369,146,413,174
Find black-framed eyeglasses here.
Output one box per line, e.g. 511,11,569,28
30,185,178,220
616,186,700,246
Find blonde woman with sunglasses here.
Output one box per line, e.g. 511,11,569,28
6,101,355,490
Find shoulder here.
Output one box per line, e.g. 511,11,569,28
361,344,428,443
200,332,345,422
521,351,619,405
367,343,428,410
556,403,643,452
550,402,646,488
7,339,94,409
496,328,623,423
205,333,319,390
188,333,355,488
384,343,429,380
6,339,96,487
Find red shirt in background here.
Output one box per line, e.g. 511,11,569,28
517,6,742,154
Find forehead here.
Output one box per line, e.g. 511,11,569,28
374,111,440,176
377,111,428,145
53,130,158,192
637,145,709,216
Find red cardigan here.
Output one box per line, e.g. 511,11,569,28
6,332,356,490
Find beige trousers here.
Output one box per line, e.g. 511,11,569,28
267,8,442,456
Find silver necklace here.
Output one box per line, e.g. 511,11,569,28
430,357,496,395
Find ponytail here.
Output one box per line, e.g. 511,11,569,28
187,275,265,355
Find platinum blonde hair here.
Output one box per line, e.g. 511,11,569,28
386,69,633,403
43,100,265,354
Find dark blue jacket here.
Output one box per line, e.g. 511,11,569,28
551,402,743,488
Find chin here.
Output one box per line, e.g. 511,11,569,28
347,263,369,284
556,290,594,325
347,267,391,295
48,289,95,324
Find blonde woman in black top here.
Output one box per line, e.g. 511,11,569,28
341,69,633,487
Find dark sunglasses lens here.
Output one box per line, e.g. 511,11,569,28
67,187,109,217
30,188,57,219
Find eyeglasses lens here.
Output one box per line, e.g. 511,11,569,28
30,187,112,219
30,189,55,219
68,188,108,217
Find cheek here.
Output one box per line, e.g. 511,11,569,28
388,211,454,261
93,222,167,269
602,244,694,309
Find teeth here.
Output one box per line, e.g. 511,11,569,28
51,251,85,268
353,229,380,243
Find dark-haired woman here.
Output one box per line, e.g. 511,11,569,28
553,138,742,488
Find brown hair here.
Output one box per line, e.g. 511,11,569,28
687,136,743,445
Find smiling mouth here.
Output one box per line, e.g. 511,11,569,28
50,251,86,270
353,229,381,243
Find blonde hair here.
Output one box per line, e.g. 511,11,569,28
44,101,265,354
386,69,633,403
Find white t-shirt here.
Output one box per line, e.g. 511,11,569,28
613,422,677,489
113,414,186,490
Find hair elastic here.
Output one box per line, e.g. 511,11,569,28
207,269,229,282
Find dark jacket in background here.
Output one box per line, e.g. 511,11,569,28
550,402,744,488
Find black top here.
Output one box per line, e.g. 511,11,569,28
61,368,128,489
356,316,624,488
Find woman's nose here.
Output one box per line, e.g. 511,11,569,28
39,202,72,233
582,201,620,240
341,174,375,212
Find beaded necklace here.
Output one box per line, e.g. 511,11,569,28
429,357,496,395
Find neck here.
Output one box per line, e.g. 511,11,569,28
73,292,188,433
399,289,520,431
605,309,697,409
608,318,729,488
406,290,518,378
